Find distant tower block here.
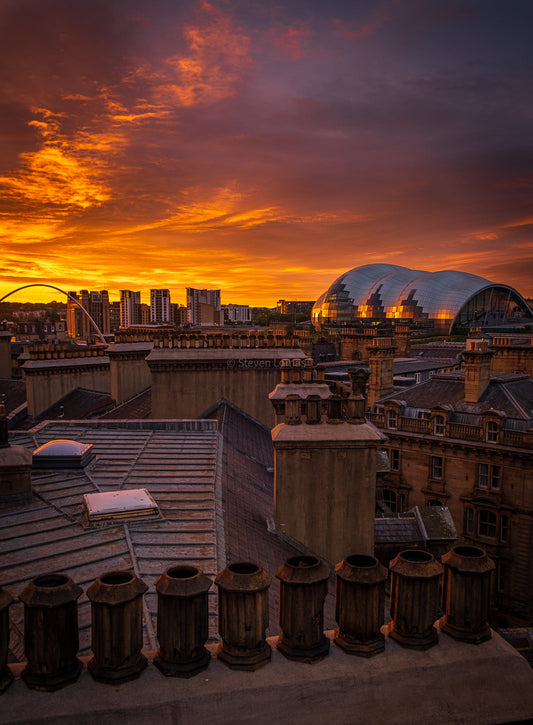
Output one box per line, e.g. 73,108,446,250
271,371,387,564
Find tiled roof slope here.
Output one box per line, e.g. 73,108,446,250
2,420,222,660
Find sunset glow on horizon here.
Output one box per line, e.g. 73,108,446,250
1,0,532,307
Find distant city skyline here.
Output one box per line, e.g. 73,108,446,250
1,1,532,305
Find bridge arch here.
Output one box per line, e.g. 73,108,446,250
0,284,107,345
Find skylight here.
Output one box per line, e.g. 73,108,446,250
33,439,94,468
83,488,160,524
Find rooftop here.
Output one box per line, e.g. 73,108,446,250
2,419,222,654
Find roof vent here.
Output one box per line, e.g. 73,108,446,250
83,488,160,525
33,439,94,468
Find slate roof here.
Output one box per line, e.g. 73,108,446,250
378,371,533,427
0,379,26,421
101,388,152,419
411,342,465,361
41,387,114,420
374,514,421,544
2,420,222,659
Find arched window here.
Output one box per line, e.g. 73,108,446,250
386,409,397,429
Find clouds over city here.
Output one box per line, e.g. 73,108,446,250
1,0,532,304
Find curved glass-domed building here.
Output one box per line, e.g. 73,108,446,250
312,264,531,334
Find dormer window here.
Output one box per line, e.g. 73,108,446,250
485,421,499,443
434,415,445,436
386,409,397,429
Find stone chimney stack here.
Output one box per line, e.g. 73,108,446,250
0,405,32,508
271,380,387,564
393,325,411,357
367,339,397,409
463,349,494,403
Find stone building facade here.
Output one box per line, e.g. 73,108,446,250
368,347,533,625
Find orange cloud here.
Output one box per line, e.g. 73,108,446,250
0,107,125,211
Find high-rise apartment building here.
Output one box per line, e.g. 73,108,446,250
171,303,188,327
109,301,121,332
150,289,171,324
186,288,222,326
67,290,110,338
120,290,141,328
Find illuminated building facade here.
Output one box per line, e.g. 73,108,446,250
120,290,141,328
312,264,532,333
150,289,171,324
187,288,222,326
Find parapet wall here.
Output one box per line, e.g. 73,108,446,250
2,549,533,724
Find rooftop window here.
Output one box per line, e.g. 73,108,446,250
33,439,94,468
83,488,160,525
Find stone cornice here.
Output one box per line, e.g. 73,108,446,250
21,359,110,376
381,430,533,458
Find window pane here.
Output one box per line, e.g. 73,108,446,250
491,465,501,490
478,463,488,488
479,510,497,538
431,456,443,479
486,421,498,443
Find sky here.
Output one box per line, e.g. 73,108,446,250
1,0,532,307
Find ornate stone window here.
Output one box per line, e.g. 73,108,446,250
386,409,397,429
